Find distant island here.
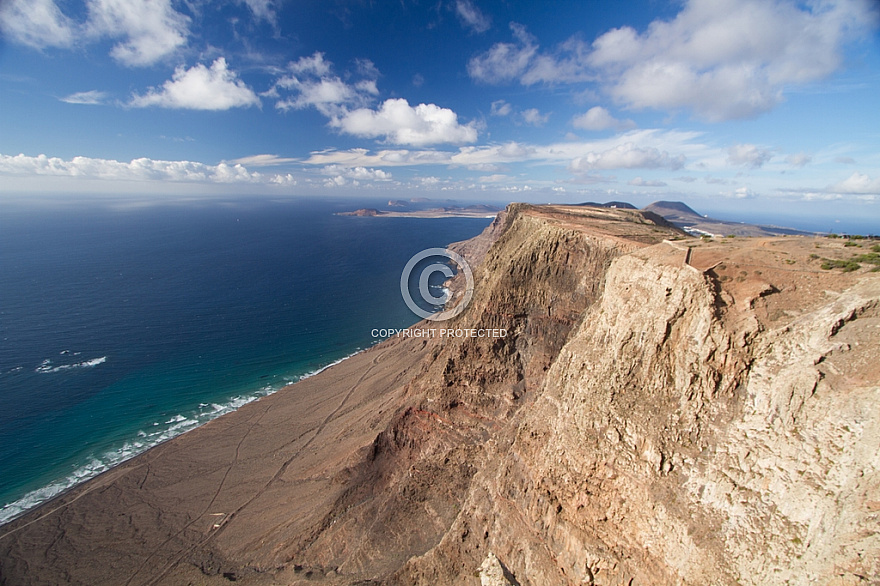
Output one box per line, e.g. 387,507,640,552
336,204,501,218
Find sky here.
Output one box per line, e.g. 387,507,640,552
1,0,879,228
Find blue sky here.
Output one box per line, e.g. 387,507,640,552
1,0,879,227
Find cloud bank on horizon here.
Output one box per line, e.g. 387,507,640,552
1,0,879,221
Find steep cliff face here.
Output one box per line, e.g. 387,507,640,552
393,217,880,585
281,205,674,581
2,204,877,586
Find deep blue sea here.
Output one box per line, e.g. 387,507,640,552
0,196,492,524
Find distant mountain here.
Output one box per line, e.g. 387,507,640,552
643,201,814,237
644,201,702,219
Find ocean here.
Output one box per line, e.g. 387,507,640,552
0,196,493,525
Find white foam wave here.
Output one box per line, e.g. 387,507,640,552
0,350,366,527
35,356,107,374
296,349,363,382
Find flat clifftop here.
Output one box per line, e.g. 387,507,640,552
1,205,878,585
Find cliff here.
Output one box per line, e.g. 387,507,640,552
1,204,878,585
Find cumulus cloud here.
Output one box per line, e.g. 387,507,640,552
723,186,758,199
0,0,75,48
727,143,772,168
469,0,877,121
130,58,260,110
454,0,491,33
0,152,296,184
591,0,876,120
331,98,478,146
467,23,539,83
60,90,109,105
830,172,880,194
87,0,190,66
320,165,392,181
468,22,591,85
272,52,378,117
0,0,190,66
571,106,635,131
520,108,549,126
570,143,685,172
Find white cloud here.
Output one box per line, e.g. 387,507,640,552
722,186,758,199
454,0,491,33
130,58,260,110
60,90,109,105
272,52,378,117
1,0,190,66
277,77,363,114
570,143,686,172
320,165,392,181
302,129,705,174
628,177,667,187
469,1,878,121
490,100,512,116
323,175,349,187
242,0,276,24
228,154,298,167
785,152,812,167
467,23,539,84
478,174,509,183
331,98,478,146
0,0,190,66
571,106,635,131
468,23,593,85
593,0,877,120
304,148,454,167
520,108,549,126
0,152,293,184
87,0,190,66
0,0,75,49
287,52,332,77
831,172,880,194
727,143,772,168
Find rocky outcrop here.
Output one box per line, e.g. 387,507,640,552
2,204,877,585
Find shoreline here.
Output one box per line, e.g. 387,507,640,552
0,331,430,583
0,347,370,528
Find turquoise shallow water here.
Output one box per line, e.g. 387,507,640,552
0,196,492,524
